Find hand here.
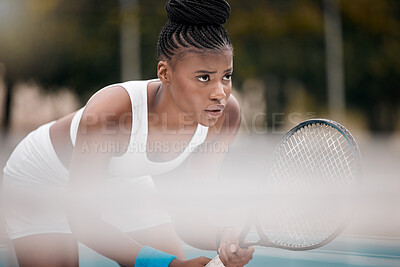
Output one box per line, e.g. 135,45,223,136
218,228,255,267
169,257,211,267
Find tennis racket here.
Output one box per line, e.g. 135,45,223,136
206,118,362,267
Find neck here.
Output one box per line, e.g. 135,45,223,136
149,82,197,132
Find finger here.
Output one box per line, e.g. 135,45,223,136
224,244,242,265
244,247,255,263
249,246,255,254
220,229,246,266
235,245,254,258
235,247,247,258
228,246,254,266
224,229,239,254
229,242,237,253
226,244,239,259
218,242,229,265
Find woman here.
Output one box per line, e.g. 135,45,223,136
3,0,254,266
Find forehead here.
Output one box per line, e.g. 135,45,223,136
173,50,233,71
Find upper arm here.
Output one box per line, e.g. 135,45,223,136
68,86,131,214
71,86,131,168
223,94,241,140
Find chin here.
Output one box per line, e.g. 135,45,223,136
199,116,219,127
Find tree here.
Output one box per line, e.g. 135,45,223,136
2,0,399,133
341,0,400,132
0,0,121,135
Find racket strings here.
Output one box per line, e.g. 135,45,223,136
272,124,356,187
263,122,358,248
265,206,333,247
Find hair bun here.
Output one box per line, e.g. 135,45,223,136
166,0,231,25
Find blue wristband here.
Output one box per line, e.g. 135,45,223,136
135,246,177,267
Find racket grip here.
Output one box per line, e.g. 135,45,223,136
205,255,225,267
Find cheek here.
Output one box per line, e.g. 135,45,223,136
185,88,207,110
223,84,232,101
172,82,205,110
226,86,232,97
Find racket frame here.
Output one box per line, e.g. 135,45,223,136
238,118,362,251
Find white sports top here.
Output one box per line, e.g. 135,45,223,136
70,79,209,178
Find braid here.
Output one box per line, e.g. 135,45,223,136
182,26,202,49
158,30,168,59
193,26,218,49
174,24,187,48
157,0,233,61
206,25,225,47
166,0,230,25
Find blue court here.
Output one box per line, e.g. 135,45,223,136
74,235,400,267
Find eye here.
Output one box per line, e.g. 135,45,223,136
197,75,210,82
223,73,232,81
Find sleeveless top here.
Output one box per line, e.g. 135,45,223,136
69,79,209,178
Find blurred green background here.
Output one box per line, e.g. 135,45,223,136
0,1,400,266
0,0,399,135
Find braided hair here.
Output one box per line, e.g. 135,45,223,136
157,0,233,62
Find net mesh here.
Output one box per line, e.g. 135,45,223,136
260,122,358,248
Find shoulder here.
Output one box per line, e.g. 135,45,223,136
224,94,241,130
78,85,132,135
82,85,131,122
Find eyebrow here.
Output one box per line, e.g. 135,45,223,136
195,68,233,74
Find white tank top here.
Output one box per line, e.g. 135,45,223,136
70,79,209,178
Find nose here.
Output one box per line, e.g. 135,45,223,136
209,82,226,101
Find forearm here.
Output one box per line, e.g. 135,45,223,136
68,209,141,266
172,211,219,251
67,171,142,266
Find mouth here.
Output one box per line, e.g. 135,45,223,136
204,104,225,118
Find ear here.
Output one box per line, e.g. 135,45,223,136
157,61,171,84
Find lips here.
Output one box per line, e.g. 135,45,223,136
204,104,225,118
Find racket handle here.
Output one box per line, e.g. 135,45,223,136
205,255,225,267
